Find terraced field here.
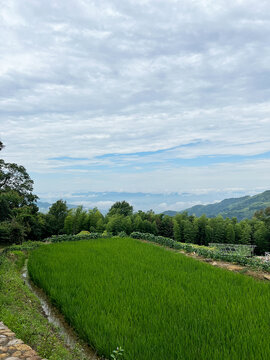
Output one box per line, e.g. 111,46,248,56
28,238,270,360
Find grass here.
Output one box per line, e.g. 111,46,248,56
0,243,9,252
28,237,270,360
0,250,88,360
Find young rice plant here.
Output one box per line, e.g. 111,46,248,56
28,238,270,360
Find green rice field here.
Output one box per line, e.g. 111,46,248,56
28,238,270,360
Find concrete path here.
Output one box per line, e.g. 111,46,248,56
0,322,46,360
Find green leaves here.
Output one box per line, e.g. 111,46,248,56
0,159,37,204
111,346,124,359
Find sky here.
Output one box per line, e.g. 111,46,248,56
1,0,270,212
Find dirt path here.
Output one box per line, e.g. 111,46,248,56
181,250,270,281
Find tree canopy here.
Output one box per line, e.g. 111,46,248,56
0,160,37,204
0,144,41,244
107,201,133,217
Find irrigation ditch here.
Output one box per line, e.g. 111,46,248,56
21,259,102,360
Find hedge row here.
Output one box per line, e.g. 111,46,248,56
43,233,112,243
130,232,270,272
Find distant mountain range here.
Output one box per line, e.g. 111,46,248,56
37,190,270,220
163,190,270,220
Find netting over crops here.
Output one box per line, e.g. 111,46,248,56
209,243,256,257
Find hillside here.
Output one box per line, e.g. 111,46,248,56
164,190,270,220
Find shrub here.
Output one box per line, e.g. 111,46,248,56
76,230,90,236
117,231,127,238
44,233,112,243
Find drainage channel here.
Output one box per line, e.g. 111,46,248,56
22,260,100,360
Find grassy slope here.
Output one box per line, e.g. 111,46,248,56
0,250,87,360
28,238,270,360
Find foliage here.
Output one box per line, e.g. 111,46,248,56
1,240,45,255
28,238,270,360
44,233,111,243
118,231,127,237
76,230,90,236
107,201,133,217
111,346,124,360
0,145,42,244
63,206,104,234
254,206,270,226
0,159,37,204
45,199,68,235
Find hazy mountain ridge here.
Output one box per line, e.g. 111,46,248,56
38,190,270,220
164,191,270,220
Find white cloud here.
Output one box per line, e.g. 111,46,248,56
1,0,270,203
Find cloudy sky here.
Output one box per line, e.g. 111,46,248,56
1,0,270,211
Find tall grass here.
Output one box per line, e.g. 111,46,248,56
28,238,270,360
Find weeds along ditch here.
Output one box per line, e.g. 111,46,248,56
28,237,270,360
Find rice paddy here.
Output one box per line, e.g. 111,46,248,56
28,237,270,360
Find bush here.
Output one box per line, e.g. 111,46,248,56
44,233,111,243
118,231,127,238
76,230,90,236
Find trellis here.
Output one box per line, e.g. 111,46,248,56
209,243,256,257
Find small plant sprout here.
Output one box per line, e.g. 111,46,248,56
111,346,124,360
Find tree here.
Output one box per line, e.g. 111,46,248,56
141,219,154,234
239,221,252,244
0,141,4,151
196,215,208,245
106,215,125,235
205,225,214,244
46,200,68,235
156,215,174,238
225,223,235,243
0,160,37,204
107,201,133,217
0,219,26,245
0,144,41,243
254,207,270,227
183,220,198,243
210,216,225,243
173,220,181,241
64,213,74,234
133,214,144,232
253,221,270,254
9,218,26,244
88,208,104,231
